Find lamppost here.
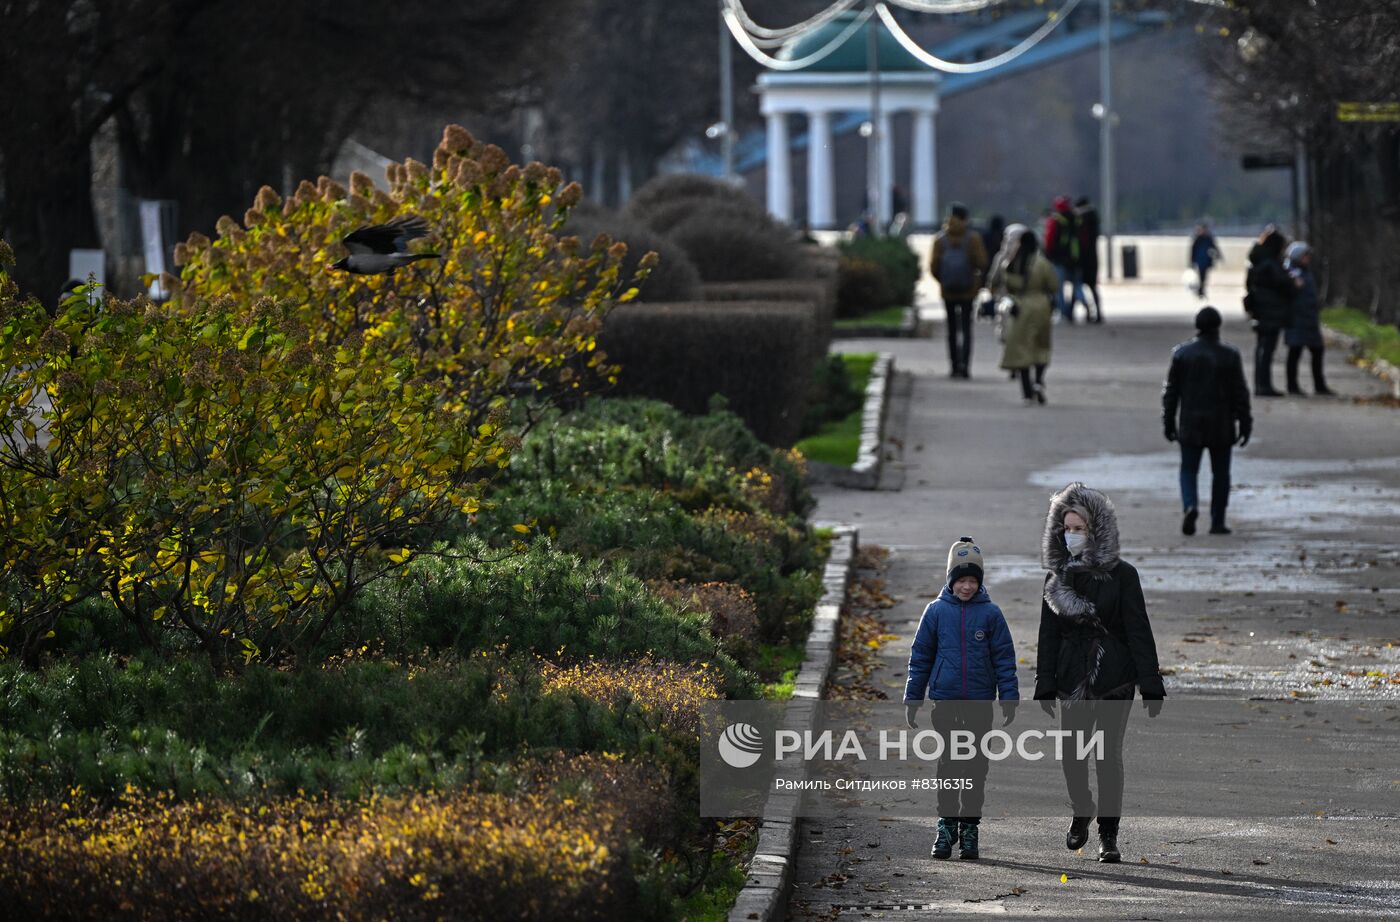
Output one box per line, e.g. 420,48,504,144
718,0,736,179
866,0,882,232
1097,0,1116,279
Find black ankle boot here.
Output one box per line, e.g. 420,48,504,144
1066,816,1091,850
958,821,980,860
1098,831,1121,863
932,817,959,859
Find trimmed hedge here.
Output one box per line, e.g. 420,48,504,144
630,198,772,237
839,235,920,307
599,302,816,446
835,257,896,318
800,243,842,279
701,278,835,360
626,174,764,221
567,204,702,302
666,211,802,282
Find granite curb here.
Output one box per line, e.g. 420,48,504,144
726,523,858,922
806,352,894,490
1323,326,1400,397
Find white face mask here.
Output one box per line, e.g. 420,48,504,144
1064,532,1088,555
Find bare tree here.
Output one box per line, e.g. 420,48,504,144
0,0,571,303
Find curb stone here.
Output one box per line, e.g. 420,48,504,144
1323,326,1400,397
806,352,894,489
726,523,858,922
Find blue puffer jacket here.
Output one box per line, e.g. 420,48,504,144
903,584,1019,701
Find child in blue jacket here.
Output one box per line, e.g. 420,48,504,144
902,537,1019,860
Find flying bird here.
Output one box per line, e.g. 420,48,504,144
328,215,441,275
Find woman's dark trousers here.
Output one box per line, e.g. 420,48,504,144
1059,700,1132,834
1018,365,1046,399
1286,344,1327,393
1253,327,1282,393
932,702,992,823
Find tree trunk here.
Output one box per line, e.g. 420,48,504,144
2,135,103,309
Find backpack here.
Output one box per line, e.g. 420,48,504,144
937,234,974,292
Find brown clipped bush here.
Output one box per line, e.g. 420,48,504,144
800,243,842,279
630,197,772,237
566,204,703,303
836,257,897,318
626,173,763,221
701,278,835,361
665,211,802,283
598,301,816,445
649,580,760,660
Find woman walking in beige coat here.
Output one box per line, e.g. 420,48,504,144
990,226,1057,404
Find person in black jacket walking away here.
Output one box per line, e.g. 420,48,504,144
1162,306,1253,536
1034,483,1165,864
1283,242,1335,396
1243,227,1297,396
1073,197,1103,323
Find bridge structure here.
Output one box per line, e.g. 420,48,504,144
691,6,1171,230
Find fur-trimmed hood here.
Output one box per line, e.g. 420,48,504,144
1041,482,1121,579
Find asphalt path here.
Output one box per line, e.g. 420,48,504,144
790,281,1400,920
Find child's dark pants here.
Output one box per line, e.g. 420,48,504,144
932,701,993,822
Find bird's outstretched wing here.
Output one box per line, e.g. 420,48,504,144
343,215,430,255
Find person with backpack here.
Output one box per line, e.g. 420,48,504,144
930,202,989,378
1043,196,1081,323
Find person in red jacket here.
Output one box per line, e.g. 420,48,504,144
1043,196,1081,323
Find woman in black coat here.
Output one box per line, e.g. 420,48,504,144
1034,482,1165,863
1244,227,1297,396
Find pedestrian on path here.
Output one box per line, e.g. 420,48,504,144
1034,483,1166,864
1189,222,1220,299
1044,195,1081,323
990,226,1056,405
1073,197,1103,323
979,214,1006,267
1283,241,1335,396
1244,226,1297,396
903,537,1018,862
1162,306,1252,536
930,202,989,379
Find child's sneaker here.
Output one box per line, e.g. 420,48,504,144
958,821,980,860
931,818,959,859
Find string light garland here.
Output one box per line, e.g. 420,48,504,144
722,5,875,70
874,0,1084,73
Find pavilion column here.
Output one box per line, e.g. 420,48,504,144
877,111,894,225
766,112,792,222
912,108,937,229
807,110,835,229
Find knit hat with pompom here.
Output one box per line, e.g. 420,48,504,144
946,536,984,586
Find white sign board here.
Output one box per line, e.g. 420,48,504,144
140,199,168,300
68,249,105,290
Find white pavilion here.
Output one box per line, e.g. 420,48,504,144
757,12,942,230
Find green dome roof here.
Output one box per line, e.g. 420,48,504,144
777,12,925,72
